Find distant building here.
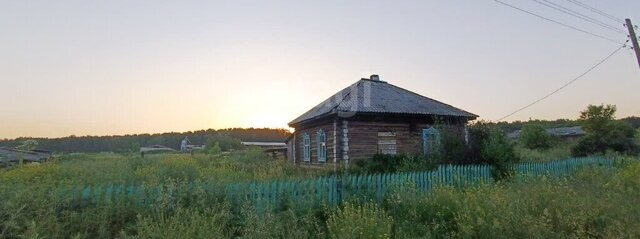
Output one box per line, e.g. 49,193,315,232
0,147,52,167
139,145,176,153
241,142,287,148
242,142,287,159
286,75,478,165
507,126,587,141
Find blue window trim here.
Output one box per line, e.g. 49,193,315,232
422,127,441,155
302,133,311,162
317,130,327,162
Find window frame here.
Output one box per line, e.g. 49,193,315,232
317,129,327,162
302,133,311,162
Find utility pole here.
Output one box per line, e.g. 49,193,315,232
625,18,640,70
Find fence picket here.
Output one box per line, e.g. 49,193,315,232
65,157,617,211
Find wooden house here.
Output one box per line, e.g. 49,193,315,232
286,75,478,165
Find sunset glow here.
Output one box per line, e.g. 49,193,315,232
1,0,639,139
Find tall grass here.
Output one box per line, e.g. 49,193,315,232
0,148,333,188
1,152,639,238
515,142,573,162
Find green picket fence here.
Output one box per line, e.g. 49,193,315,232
65,157,615,210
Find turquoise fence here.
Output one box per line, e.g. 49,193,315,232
63,157,614,210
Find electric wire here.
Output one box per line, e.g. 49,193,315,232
494,0,625,45
564,0,625,24
532,0,626,34
496,43,627,121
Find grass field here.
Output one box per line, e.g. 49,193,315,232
1,150,639,238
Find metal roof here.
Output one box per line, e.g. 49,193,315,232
241,142,287,147
507,126,586,139
289,78,478,126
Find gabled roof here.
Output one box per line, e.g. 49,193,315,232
289,77,478,126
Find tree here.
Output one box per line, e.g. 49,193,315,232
481,128,520,180
580,104,617,133
572,104,638,156
520,124,554,150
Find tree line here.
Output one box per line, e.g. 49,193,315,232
491,116,640,132
0,128,291,153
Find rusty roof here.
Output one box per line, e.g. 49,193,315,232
289,78,478,126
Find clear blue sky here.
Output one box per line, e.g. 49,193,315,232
1,0,639,139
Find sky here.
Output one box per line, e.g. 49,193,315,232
1,0,639,139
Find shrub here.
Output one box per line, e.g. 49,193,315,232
438,126,467,164
205,134,243,153
123,206,233,238
467,122,520,179
239,206,324,239
326,203,393,239
208,142,222,155
521,124,554,150
481,128,520,180
352,154,435,174
467,121,493,164
572,104,639,156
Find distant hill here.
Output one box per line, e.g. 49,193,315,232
0,128,291,153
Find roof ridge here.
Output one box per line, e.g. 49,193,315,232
385,82,479,117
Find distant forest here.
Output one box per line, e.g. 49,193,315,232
492,116,640,132
0,128,291,153
1,117,638,154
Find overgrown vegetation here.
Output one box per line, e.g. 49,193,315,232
205,133,243,154
572,104,639,157
352,121,520,180
520,124,555,150
480,127,520,180
351,154,436,174
1,152,639,238
0,149,331,187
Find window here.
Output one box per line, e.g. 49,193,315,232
302,133,311,162
422,127,441,155
317,130,327,162
377,131,397,155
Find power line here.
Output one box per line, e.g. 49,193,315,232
532,0,626,34
494,0,625,44
564,0,625,24
496,43,626,121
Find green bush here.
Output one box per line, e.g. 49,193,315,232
438,126,467,164
467,121,493,164
572,105,639,156
326,202,393,239
481,128,520,180
466,122,520,179
205,134,243,153
521,124,555,150
352,154,435,174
